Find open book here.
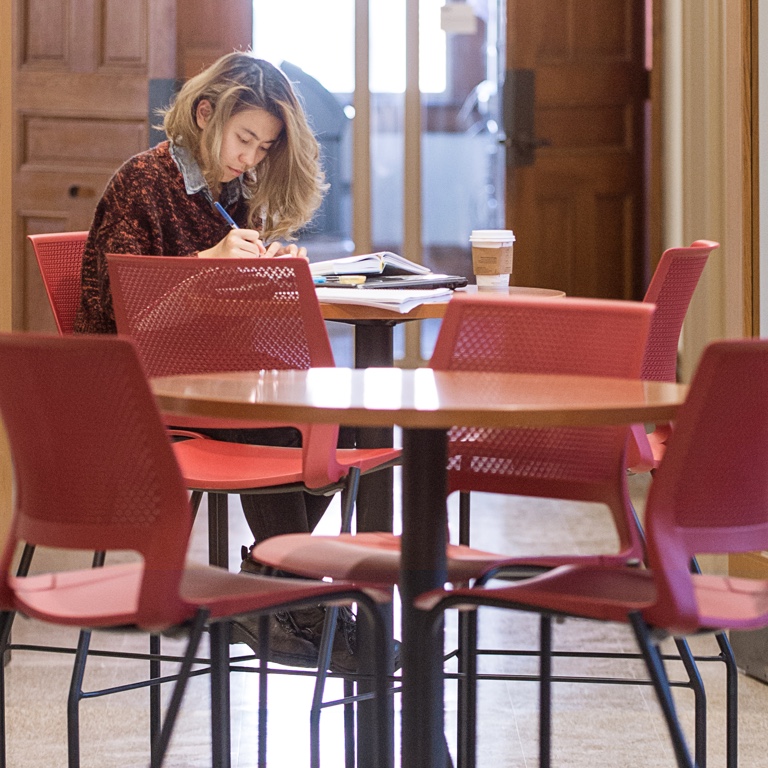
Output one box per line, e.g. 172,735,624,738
309,252,431,277
315,286,452,314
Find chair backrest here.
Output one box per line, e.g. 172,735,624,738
0,333,193,627
107,255,335,376
644,339,768,632
641,240,718,382
27,232,89,335
107,254,347,487
430,293,655,560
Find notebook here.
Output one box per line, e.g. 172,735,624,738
324,273,468,290
309,251,431,277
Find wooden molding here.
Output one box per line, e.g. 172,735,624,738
649,0,664,272
0,0,13,549
743,0,759,335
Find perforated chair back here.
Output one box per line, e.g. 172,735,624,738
107,254,352,488
430,293,654,562
0,334,193,627
627,239,719,472
27,232,89,335
641,240,718,382
107,255,335,376
644,339,768,631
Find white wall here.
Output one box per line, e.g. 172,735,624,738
673,0,747,381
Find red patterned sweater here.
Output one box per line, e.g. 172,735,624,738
74,141,250,334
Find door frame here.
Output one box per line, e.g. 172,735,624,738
0,0,12,541
746,0,759,336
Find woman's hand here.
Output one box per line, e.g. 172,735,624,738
197,228,267,259
263,241,308,260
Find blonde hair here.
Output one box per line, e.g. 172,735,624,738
161,52,326,241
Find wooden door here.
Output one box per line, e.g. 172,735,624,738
176,0,251,79
12,0,175,331
506,0,647,299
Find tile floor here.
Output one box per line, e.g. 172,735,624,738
4,472,768,767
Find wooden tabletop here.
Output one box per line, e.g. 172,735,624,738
152,368,687,430
319,284,566,321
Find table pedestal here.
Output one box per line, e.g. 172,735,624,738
400,428,449,767
354,322,396,768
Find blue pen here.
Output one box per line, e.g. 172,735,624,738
214,201,267,255
213,201,239,229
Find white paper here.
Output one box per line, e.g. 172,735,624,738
315,286,452,313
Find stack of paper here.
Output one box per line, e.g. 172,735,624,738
309,252,431,277
315,286,452,313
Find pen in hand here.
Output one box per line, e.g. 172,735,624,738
213,201,266,256
213,201,240,229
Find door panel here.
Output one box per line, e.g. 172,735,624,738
13,0,175,331
176,0,251,78
506,0,646,299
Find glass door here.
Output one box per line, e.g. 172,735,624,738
253,0,505,363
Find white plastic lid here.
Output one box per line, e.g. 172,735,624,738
469,229,515,242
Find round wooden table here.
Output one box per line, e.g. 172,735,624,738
318,284,567,543
318,284,566,323
152,367,687,768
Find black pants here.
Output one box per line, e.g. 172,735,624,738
189,426,355,546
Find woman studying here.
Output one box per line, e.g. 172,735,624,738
74,52,357,673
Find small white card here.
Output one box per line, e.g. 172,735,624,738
440,4,478,35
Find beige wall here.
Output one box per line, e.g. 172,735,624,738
673,0,749,381
1,0,12,543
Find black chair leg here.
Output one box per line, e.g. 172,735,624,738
149,634,162,765
67,629,93,768
63,553,106,767
190,490,203,521
344,678,356,768
209,620,232,768
629,613,696,768
326,466,360,768
150,608,208,768
714,630,738,768
208,492,229,569
455,492,473,768
258,614,270,768
458,491,471,546
311,605,338,768
355,594,392,768
457,608,477,768
340,467,361,534
539,615,553,768
674,637,707,767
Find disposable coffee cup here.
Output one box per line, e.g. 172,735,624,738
469,229,515,290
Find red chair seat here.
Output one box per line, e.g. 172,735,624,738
252,531,508,584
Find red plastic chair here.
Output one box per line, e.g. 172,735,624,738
255,294,656,572
416,337,768,768
250,293,660,763
106,254,401,569
27,232,89,335
432,292,656,567
627,239,718,473
0,332,390,768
